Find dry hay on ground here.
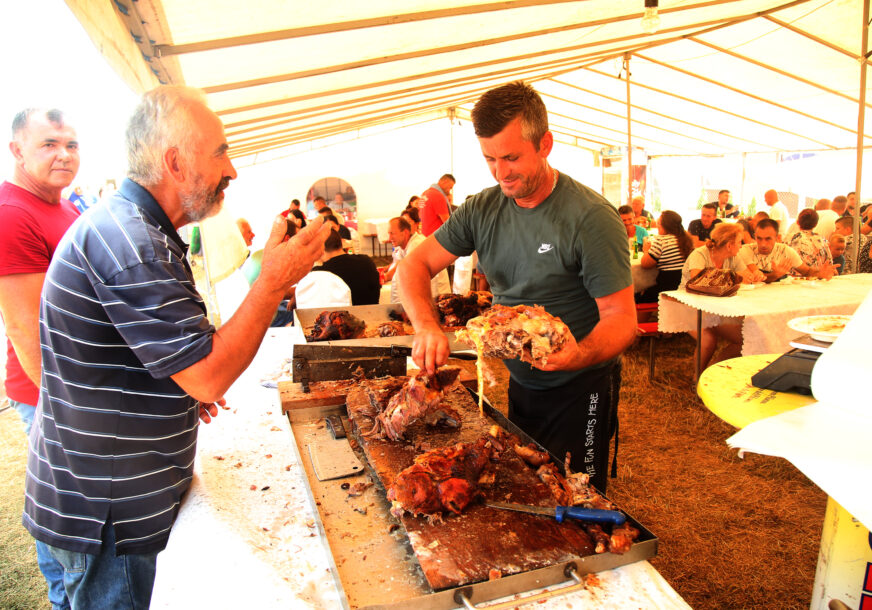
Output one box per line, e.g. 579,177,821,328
463,333,826,610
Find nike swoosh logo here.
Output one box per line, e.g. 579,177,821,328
537,244,553,254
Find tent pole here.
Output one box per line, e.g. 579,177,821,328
852,0,870,272
624,53,633,206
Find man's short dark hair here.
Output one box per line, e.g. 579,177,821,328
391,216,411,233
313,196,326,207
322,213,339,224
471,81,548,148
12,108,65,138
701,202,718,212
291,198,300,206
402,207,420,223
617,205,633,215
797,208,819,231
718,189,730,196
835,215,854,229
440,173,455,183
324,229,343,252
755,218,779,233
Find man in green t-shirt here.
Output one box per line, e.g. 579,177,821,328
399,82,635,492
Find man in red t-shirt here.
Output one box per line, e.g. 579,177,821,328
0,107,80,610
0,109,81,433
419,173,455,236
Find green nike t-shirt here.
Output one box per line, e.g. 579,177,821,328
434,172,631,389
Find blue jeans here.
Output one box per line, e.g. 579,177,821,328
9,397,36,435
45,525,158,610
10,399,70,609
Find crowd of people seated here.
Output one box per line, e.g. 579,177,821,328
625,190,868,370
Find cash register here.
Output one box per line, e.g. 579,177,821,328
750,334,829,395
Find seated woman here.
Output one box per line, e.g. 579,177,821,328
637,210,693,303
680,223,764,371
787,209,832,268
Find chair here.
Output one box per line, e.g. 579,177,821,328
635,302,660,380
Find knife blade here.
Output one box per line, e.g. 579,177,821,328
486,501,626,525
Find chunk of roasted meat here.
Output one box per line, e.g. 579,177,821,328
435,291,493,327
387,435,497,521
455,304,572,367
376,321,406,337
306,310,366,342
362,367,462,440
534,454,639,554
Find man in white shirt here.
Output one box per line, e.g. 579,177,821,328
764,189,789,238
386,216,449,303
739,219,835,281
813,198,838,240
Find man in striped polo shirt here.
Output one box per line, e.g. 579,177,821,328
23,86,331,609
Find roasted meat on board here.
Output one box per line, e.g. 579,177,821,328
435,291,493,327
535,455,639,554
306,310,366,341
362,367,462,441
455,304,572,367
387,434,498,522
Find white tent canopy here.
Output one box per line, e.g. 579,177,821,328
66,0,870,163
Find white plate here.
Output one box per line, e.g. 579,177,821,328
787,315,851,343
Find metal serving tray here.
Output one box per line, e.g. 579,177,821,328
284,390,657,609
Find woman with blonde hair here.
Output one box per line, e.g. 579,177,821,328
680,223,764,370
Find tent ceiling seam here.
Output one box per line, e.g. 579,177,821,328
154,0,585,56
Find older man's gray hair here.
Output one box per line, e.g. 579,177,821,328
126,86,208,186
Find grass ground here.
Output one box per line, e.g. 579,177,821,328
0,332,826,609
0,410,47,610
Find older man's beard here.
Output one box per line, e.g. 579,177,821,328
181,174,230,223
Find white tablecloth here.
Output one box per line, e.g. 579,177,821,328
658,274,872,355
631,257,658,293
151,328,690,609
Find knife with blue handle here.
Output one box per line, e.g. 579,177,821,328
486,501,626,525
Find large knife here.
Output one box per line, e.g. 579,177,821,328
486,501,626,525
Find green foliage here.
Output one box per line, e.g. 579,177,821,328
748,197,757,216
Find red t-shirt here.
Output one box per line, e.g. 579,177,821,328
419,186,449,236
0,181,80,404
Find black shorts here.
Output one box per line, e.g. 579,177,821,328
508,359,621,493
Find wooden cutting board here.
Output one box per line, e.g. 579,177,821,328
346,382,594,591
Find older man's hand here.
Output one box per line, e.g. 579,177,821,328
260,215,332,294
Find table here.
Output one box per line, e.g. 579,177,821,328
658,273,872,377
150,328,690,609
697,353,815,428
359,218,392,257
701,353,872,610
631,256,658,293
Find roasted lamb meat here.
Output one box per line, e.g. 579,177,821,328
306,310,366,342
363,367,462,440
535,454,639,554
376,321,406,337
455,304,572,367
387,435,497,521
435,291,493,327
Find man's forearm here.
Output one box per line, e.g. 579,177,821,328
573,315,637,370
397,258,441,330
172,279,284,402
5,323,42,385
